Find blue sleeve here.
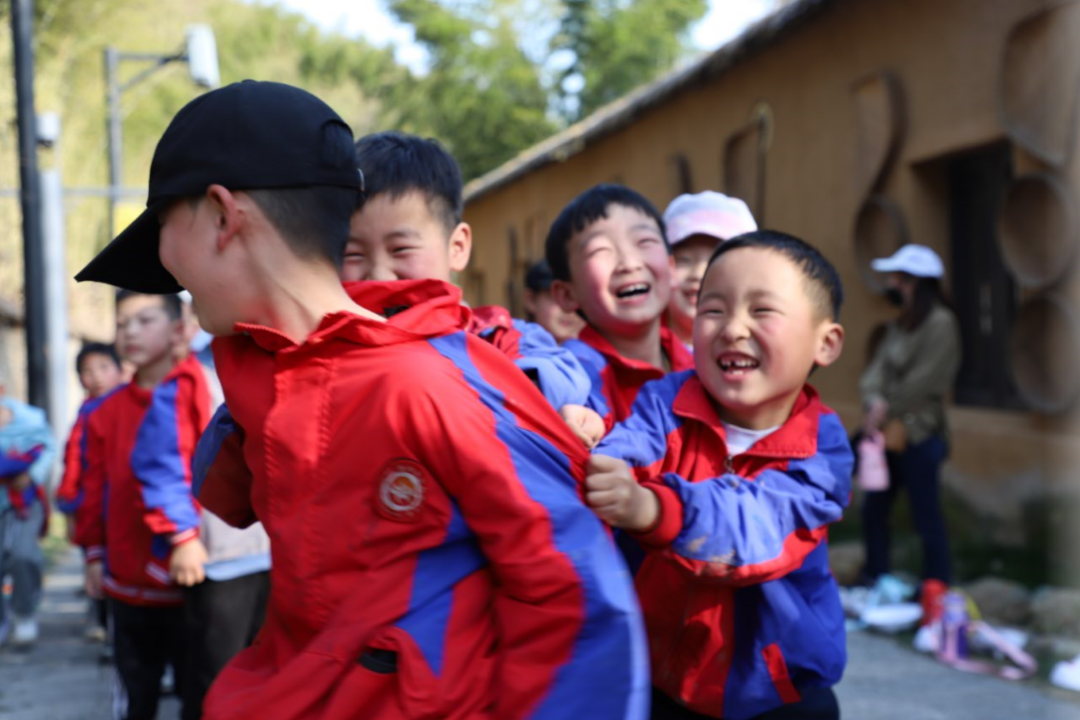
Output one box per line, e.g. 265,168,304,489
659,413,853,585
594,373,688,469
24,408,57,488
192,403,237,498
562,338,610,420
509,320,591,408
130,377,201,537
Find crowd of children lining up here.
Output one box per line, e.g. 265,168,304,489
0,80,950,720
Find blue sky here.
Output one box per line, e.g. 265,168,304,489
256,0,776,72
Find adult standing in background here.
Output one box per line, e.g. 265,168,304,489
860,245,962,598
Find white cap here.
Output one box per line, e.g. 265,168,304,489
178,290,193,305
870,244,945,278
663,191,757,246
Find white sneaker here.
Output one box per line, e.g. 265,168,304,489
11,616,38,646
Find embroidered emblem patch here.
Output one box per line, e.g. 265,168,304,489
375,459,427,522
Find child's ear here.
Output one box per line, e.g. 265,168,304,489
206,184,242,253
814,322,845,369
550,279,580,314
448,222,473,274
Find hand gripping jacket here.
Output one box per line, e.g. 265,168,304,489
564,324,694,432
595,371,853,720
197,279,648,720
466,304,590,409
75,355,211,606
55,393,113,514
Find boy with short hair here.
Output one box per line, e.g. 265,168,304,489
586,231,853,719
524,259,584,344
56,342,125,645
77,81,647,719
545,184,694,432
662,192,757,349
76,290,211,719
0,372,57,648
345,131,592,417
56,342,124,524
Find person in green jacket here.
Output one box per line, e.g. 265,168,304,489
859,244,961,588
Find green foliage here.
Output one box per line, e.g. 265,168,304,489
553,0,708,120
386,0,557,181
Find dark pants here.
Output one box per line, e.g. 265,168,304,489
181,571,270,720
111,599,188,720
861,434,952,584
650,686,840,720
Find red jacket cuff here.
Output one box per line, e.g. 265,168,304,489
169,528,200,546
84,546,104,562
628,481,683,548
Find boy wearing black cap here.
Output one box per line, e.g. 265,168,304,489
78,81,647,719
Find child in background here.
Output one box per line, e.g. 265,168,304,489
345,132,599,443
524,259,585,344
57,343,124,535
545,184,694,431
662,192,757,350
0,372,57,648
55,342,124,647
77,81,647,719
587,231,853,719
76,291,211,720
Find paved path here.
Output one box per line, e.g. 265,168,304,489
4,548,1080,718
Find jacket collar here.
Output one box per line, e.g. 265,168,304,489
231,279,471,353
578,324,694,374
672,375,823,460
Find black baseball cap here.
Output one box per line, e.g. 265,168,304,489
76,80,361,293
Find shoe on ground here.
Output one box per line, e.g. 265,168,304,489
84,623,107,643
1050,655,1080,692
11,616,38,647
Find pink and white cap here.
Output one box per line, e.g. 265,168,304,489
663,191,758,246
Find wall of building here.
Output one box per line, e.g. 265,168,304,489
464,0,1079,543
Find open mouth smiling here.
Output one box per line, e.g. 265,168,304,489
615,282,651,299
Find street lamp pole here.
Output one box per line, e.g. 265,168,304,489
10,0,48,412
104,27,219,240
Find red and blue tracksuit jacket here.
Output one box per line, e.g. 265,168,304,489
2,445,48,536
467,305,590,409
564,324,694,431
75,355,211,606
55,393,113,515
196,279,648,720
594,372,853,720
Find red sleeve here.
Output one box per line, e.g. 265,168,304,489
197,426,257,529
55,413,88,513
74,412,106,561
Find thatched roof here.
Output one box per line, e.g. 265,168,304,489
464,0,837,204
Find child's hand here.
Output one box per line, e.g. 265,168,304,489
85,561,104,600
585,454,659,532
559,404,605,449
9,471,30,492
169,538,208,587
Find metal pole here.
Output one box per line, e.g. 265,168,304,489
105,46,122,240
11,0,48,412
41,168,69,437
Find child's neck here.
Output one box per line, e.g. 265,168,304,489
670,313,693,348
247,257,386,343
602,320,666,370
134,353,178,390
715,390,801,431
